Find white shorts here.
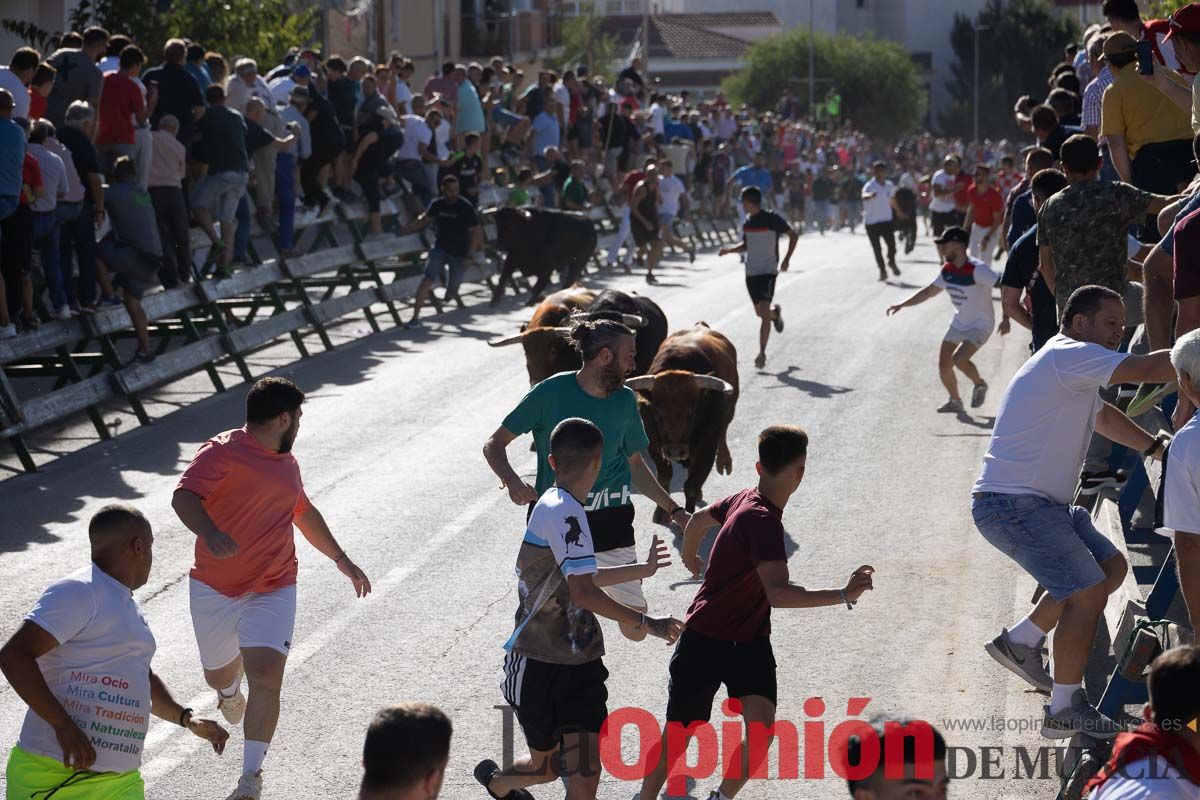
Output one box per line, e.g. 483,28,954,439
189,579,296,671
595,546,647,610
944,324,991,349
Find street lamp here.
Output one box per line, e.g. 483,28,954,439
808,0,815,117
973,23,990,146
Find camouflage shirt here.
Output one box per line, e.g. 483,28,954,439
1036,179,1153,312
505,487,604,665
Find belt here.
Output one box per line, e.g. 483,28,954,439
972,491,1003,499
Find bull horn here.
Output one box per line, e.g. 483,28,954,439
487,333,526,348
693,374,735,395
620,313,647,328
625,375,656,391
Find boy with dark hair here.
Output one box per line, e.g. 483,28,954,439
448,131,483,207
719,185,798,369
476,417,682,800
638,424,875,800
1084,646,1200,797
1002,168,1068,353
840,716,949,799
359,703,452,800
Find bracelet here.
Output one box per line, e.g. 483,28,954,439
1144,433,1170,458
840,588,854,610
179,707,193,728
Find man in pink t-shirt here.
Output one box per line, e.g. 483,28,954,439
173,377,371,800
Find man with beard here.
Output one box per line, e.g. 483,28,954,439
172,377,372,800
484,319,693,643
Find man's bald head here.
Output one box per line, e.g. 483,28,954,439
89,505,153,588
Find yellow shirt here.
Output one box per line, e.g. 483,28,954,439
1101,63,1193,157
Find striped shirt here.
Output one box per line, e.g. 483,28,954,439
742,209,794,276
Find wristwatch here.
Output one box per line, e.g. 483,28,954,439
1144,433,1170,458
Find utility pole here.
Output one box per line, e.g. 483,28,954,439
808,0,815,117
973,23,987,145
642,0,650,78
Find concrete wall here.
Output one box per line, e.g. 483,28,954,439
0,0,71,59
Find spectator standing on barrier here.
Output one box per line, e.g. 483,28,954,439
0,505,229,800
56,101,103,314
1163,330,1200,632
173,377,371,800
1084,645,1200,799
243,99,298,256
0,47,38,121
972,285,1174,739
28,120,68,319
352,105,403,239
1101,32,1196,202
141,40,204,150
96,157,162,362
148,114,192,286
2,117,41,331
861,160,902,281
1002,169,1069,354
41,119,83,319
1004,147,1055,251
359,704,452,800
28,61,55,121
393,95,435,208
225,59,274,116
96,45,152,178
404,174,482,327
447,131,484,209
185,43,212,90
44,28,106,128
1031,105,1079,160
962,163,1003,267
297,83,343,217
718,186,796,369
192,84,249,272
1103,0,1185,72
638,425,874,800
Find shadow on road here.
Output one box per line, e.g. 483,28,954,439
765,366,854,399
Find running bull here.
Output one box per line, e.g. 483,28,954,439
626,323,739,522
489,207,598,305
488,287,668,386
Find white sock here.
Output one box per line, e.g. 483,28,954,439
1007,616,1046,648
1049,682,1082,714
243,740,269,775
218,678,241,698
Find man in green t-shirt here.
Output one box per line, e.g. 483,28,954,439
561,160,590,211
484,319,692,641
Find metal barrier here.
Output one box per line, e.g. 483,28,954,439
0,187,740,472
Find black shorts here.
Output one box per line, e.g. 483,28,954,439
632,218,661,247
525,502,636,552
745,274,777,305
789,191,805,210
502,652,609,752
665,629,777,724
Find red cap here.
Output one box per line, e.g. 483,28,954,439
1165,3,1200,41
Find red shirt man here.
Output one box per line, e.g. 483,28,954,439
96,70,143,147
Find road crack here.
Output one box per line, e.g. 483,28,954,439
436,585,515,660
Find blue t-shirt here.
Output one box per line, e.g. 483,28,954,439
663,120,693,142
531,111,559,156
0,118,26,197
733,165,773,192
1006,189,1036,249
456,80,485,134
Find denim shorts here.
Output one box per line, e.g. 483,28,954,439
972,493,1120,602
424,247,466,296
193,170,248,222
1160,189,1200,256
491,106,524,129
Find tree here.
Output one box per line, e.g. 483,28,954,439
721,27,927,140
1147,0,1192,15
551,4,621,82
161,0,319,69
940,0,1080,140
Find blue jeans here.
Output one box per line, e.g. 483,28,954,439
276,152,296,251
533,156,557,207
62,198,98,305
394,158,432,208
424,247,466,296
32,209,64,310
44,202,81,308
234,191,252,262
811,199,830,233
971,492,1120,602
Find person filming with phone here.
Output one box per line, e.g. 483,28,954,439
1101,31,1196,204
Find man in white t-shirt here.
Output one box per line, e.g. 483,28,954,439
930,156,964,236
971,284,1175,741
656,160,694,261
862,160,904,281
887,226,995,412
1085,645,1200,800
0,505,228,799
1163,328,1200,631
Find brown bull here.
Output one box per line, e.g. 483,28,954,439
486,285,649,386
626,323,739,521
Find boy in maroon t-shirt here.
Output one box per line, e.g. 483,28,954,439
637,425,875,800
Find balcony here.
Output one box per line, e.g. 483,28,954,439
460,10,564,62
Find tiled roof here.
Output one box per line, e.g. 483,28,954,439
599,12,780,61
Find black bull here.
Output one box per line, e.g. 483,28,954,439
489,207,598,305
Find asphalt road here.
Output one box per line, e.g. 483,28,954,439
0,229,1082,799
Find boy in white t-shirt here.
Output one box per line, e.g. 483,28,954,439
886,226,998,412
656,160,694,261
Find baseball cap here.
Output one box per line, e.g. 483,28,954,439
292,64,312,79
1103,31,1138,59
933,226,970,245
1165,3,1200,40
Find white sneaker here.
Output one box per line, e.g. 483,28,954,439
53,306,73,321
0,324,16,339
226,771,262,800
217,685,246,725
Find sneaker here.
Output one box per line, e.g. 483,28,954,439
1079,470,1128,496
0,323,16,339
53,306,73,321
772,304,784,333
1041,689,1123,740
1127,381,1176,417
754,352,767,369
99,295,122,308
971,381,988,408
645,273,658,284
226,771,262,800
937,398,964,413
984,628,1052,693
217,684,246,725
130,351,156,366
474,759,534,800
404,318,423,330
